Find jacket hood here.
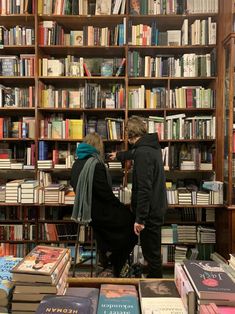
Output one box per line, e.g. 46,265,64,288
76,142,99,159
134,133,161,150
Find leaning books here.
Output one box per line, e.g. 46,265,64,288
11,245,70,284
183,260,235,302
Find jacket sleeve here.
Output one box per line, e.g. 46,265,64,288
116,149,135,162
93,163,121,206
135,150,155,225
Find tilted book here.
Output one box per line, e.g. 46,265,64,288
11,245,70,284
139,279,187,314
183,260,235,301
97,284,140,314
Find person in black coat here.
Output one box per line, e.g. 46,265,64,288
70,133,137,277
109,116,168,278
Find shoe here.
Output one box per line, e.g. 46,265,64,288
98,251,109,269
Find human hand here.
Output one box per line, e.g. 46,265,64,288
108,152,117,160
134,222,145,236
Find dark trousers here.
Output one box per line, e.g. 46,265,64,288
140,224,162,278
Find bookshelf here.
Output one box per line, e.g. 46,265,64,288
0,0,227,264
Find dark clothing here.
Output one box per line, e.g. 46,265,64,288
116,133,167,277
70,158,137,276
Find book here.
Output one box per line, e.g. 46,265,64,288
11,245,70,284
139,279,187,313
183,260,235,301
0,256,22,299
95,0,112,15
174,263,196,314
65,287,99,313
35,295,92,314
97,284,140,314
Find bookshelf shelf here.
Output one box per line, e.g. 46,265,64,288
39,46,125,56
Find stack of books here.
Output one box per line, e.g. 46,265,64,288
183,260,235,308
11,245,71,314
0,256,22,313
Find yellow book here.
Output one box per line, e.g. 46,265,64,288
69,119,83,139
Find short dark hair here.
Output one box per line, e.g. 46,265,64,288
126,116,147,139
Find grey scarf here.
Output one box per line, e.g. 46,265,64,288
71,154,111,224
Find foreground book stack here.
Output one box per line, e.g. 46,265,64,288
183,260,235,308
200,302,235,313
0,256,22,313
11,245,71,314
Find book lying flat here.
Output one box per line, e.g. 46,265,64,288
139,279,187,314
183,260,235,301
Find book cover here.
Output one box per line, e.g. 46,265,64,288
97,284,140,314
95,0,112,15
0,256,22,298
129,0,140,15
11,245,68,276
183,260,235,301
139,279,187,313
65,287,99,313
35,295,92,314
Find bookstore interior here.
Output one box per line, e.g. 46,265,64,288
0,0,235,313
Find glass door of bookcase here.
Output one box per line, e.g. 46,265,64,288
223,34,235,206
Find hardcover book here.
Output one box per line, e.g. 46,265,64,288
11,246,70,283
35,295,92,314
65,287,99,313
95,0,112,15
97,284,140,314
139,279,187,313
183,260,235,301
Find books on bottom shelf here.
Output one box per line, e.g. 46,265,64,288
11,246,71,313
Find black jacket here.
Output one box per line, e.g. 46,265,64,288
70,158,136,251
116,133,167,226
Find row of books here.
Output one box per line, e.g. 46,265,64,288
0,0,34,14
38,20,125,46
130,0,218,15
0,117,35,139
129,18,216,46
38,0,126,16
0,26,35,46
128,51,216,77
162,225,216,244
165,207,215,223
128,85,215,109
40,83,125,109
0,55,35,76
166,188,223,205
39,56,126,77
0,85,35,108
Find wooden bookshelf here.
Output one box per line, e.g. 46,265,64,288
0,0,229,264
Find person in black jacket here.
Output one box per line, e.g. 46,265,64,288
109,116,168,278
70,133,137,277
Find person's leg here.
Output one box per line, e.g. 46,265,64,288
140,226,162,278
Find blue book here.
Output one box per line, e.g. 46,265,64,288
66,287,99,313
0,256,22,299
97,284,140,314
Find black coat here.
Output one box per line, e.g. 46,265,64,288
70,158,136,252
116,133,168,226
